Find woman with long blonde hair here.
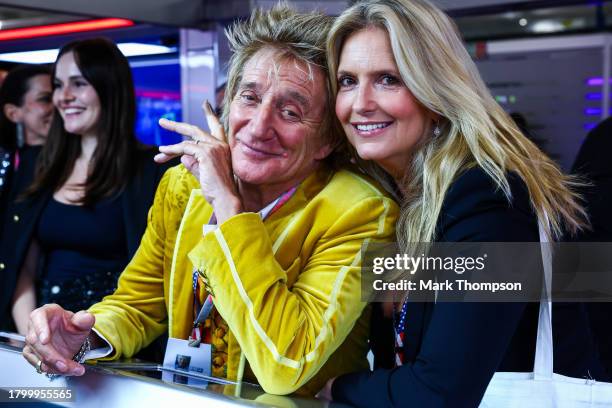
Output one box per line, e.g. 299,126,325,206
318,0,604,405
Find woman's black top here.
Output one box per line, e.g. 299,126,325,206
36,196,128,312
0,147,178,331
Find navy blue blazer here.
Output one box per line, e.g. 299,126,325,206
0,146,177,331
332,167,602,408
571,117,612,376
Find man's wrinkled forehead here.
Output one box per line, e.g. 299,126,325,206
238,48,318,95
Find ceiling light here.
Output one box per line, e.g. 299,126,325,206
0,18,134,41
0,49,58,64
118,43,176,57
586,77,612,86
531,20,564,33
0,43,176,64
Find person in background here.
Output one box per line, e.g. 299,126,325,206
0,38,176,335
0,65,52,238
319,0,603,406
21,6,397,396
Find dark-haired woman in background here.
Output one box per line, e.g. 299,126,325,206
0,65,52,237
0,38,176,335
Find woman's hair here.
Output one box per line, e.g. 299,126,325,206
223,3,347,164
25,38,141,206
327,0,586,248
0,64,51,150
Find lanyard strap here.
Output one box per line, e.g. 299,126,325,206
393,301,409,366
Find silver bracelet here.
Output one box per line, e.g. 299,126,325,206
72,336,91,364
46,336,91,380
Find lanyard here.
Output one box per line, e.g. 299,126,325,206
393,300,409,366
189,186,298,347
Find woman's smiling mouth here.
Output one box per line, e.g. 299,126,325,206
351,121,392,136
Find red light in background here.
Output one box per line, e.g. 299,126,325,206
0,18,135,41
136,90,181,100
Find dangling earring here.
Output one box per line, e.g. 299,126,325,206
433,123,441,137
16,122,25,149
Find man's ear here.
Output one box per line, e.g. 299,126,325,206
3,103,22,124
314,142,334,161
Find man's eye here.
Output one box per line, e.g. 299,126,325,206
239,92,258,103
281,109,300,121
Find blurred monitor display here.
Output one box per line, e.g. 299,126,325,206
131,56,182,146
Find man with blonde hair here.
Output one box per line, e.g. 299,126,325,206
22,5,397,396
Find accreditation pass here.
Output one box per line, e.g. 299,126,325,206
0,387,75,403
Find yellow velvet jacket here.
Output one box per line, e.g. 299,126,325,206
89,164,398,395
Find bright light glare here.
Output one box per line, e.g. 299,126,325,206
0,49,59,64
117,43,175,57
531,20,564,33
0,43,175,64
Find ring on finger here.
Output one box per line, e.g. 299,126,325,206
36,360,43,374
